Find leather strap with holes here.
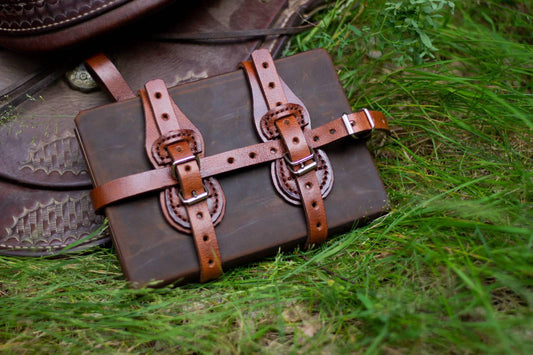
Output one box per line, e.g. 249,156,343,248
246,49,328,247
90,109,389,213
142,79,222,282
240,59,334,207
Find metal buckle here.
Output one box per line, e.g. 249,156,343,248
178,181,209,205
283,148,318,177
171,153,207,205
342,113,356,138
363,108,375,133
171,154,200,180
342,108,375,139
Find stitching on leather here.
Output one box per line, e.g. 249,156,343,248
167,179,221,227
206,179,219,216
0,233,104,251
276,151,330,197
261,103,306,139
152,130,199,165
277,160,298,195
317,154,328,189
168,187,188,223
0,0,124,32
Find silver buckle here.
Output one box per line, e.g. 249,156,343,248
342,113,356,138
342,108,375,139
363,108,375,132
171,154,200,180
171,154,207,205
283,149,318,177
178,182,209,205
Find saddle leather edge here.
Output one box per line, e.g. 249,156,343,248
0,0,176,53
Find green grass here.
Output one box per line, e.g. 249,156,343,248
1,0,532,353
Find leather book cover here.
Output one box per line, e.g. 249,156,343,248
75,49,389,287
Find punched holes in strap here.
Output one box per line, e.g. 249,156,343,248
166,140,220,282
90,109,390,213
144,80,222,282
250,49,328,247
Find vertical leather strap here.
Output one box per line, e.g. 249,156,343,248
85,53,136,102
249,49,328,247
144,80,222,282
166,141,222,282
274,116,328,246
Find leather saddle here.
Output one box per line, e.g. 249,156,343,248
0,0,326,256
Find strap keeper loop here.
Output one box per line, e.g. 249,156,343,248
342,108,375,139
362,108,375,132
171,153,200,180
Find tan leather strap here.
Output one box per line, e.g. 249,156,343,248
143,79,222,282
85,53,135,102
275,115,327,246
90,110,389,213
249,49,327,247
166,141,222,282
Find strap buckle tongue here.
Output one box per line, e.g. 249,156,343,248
170,149,207,206
283,148,318,177
178,183,209,205
171,153,200,180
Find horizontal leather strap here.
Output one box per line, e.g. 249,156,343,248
90,110,388,213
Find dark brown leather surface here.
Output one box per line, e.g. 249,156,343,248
75,49,389,287
0,0,131,34
0,0,326,256
0,0,175,51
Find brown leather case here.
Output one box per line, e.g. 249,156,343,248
75,49,389,287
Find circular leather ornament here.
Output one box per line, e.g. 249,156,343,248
271,148,334,205
160,177,225,233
